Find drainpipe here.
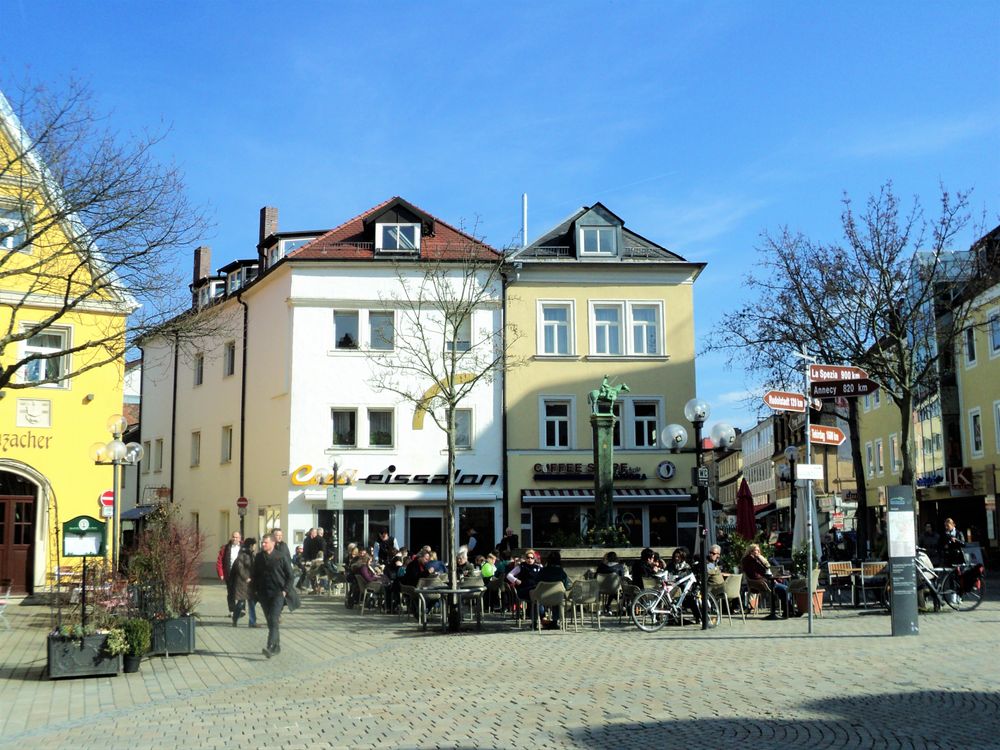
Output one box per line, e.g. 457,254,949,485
500,267,510,537
168,330,179,501
236,292,249,536
136,345,144,504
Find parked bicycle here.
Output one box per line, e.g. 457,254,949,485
884,547,985,612
629,567,719,631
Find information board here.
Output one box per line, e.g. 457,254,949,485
887,486,918,636
62,515,106,558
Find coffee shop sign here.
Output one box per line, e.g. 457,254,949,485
290,464,499,487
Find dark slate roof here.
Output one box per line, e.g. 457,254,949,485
511,202,689,262
288,197,499,263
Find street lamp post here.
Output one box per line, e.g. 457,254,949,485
663,398,735,630
324,453,349,565
784,445,798,533
89,414,144,575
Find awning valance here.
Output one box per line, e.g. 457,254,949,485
521,488,692,505
120,505,157,521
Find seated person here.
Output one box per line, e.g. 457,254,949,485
505,549,542,602
455,548,475,579
596,551,626,577
536,550,571,629
425,551,447,575
742,543,790,619
667,547,692,576
706,545,726,591
630,548,657,590
495,549,514,577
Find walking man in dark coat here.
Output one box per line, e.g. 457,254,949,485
253,533,292,658
216,531,242,614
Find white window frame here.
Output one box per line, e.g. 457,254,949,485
19,325,71,388
333,310,360,350
455,408,473,450
142,441,151,474
875,438,884,475
629,399,661,449
221,425,233,463
965,326,978,368
865,442,874,478
988,309,1000,358
539,396,575,450
223,341,236,377
194,353,204,386
994,400,1000,455
537,300,575,356
190,431,201,467
0,205,30,253
578,226,617,256
367,408,394,449
332,408,358,448
889,433,899,474
872,389,880,408
368,310,395,351
590,302,623,356
863,394,870,412
375,222,420,252
445,316,472,353
969,407,983,458
588,301,665,357
153,438,164,473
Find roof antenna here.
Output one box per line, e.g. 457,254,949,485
521,193,528,248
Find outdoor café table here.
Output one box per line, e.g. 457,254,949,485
416,586,486,632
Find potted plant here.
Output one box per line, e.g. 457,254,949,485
47,622,123,679
788,543,824,616
121,617,152,673
721,532,775,574
129,504,205,655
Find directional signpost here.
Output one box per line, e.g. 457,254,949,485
811,378,879,399
809,424,846,446
809,364,868,382
763,390,807,413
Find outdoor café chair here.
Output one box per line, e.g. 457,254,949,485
859,561,888,608
745,576,772,615
825,561,855,606
596,573,623,619
567,579,601,632
356,575,386,615
713,573,745,625
529,581,569,632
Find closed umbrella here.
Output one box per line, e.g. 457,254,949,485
736,479,756,539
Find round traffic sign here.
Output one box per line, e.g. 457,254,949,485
236,496,248,509
99,490,115,508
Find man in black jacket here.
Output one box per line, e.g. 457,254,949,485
253,533,292,658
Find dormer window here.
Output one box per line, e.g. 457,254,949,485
228,272,240,294
580,226,617,256
376,223,420,253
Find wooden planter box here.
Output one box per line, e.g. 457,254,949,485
47,634,122,679
150,615,196,655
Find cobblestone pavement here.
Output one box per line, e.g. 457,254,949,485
1,582,999,749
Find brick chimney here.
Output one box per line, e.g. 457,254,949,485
192,245,211,286
259,206,279,244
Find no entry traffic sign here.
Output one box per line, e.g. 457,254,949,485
99,490,114,518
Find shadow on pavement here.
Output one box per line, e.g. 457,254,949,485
563,690,1000,750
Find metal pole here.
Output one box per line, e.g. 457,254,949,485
112,461,120,576
695,419,709,630
803,342,814,635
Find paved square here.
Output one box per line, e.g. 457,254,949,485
1,583,998,749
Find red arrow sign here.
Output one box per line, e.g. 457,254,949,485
809,425,846,446
810,364,868,382
236,496,249,509
763,390,807,413
99,490,115,508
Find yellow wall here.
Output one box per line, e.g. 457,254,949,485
857,391,905,506
958,285,1000,495
1,113,128,589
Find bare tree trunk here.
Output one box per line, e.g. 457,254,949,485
896,392,915,487
847,398,869,558
446,406,457,590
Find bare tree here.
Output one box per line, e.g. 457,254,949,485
364,242,523,599
0,79,209,390
707,182,984,552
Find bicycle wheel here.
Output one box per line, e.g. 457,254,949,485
630,590,669,632
942,571,985,611
678,591,719,628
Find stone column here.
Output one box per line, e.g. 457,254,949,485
591,400,616,530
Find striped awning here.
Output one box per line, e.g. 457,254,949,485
521,488,693,505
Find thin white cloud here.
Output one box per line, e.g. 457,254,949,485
839,114,996,159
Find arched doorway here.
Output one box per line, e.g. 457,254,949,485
0,470,39,594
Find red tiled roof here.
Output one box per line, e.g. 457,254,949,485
288,197,499,262
123,403,140,427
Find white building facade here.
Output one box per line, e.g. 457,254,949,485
139,198,505,572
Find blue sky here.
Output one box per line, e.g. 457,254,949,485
2,1,998,430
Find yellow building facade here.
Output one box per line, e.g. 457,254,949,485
0,92,128,593
505,203,704,551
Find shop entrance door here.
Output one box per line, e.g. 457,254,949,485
0,496,35,594
408,514,443,556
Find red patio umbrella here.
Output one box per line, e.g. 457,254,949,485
736,478,756,539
